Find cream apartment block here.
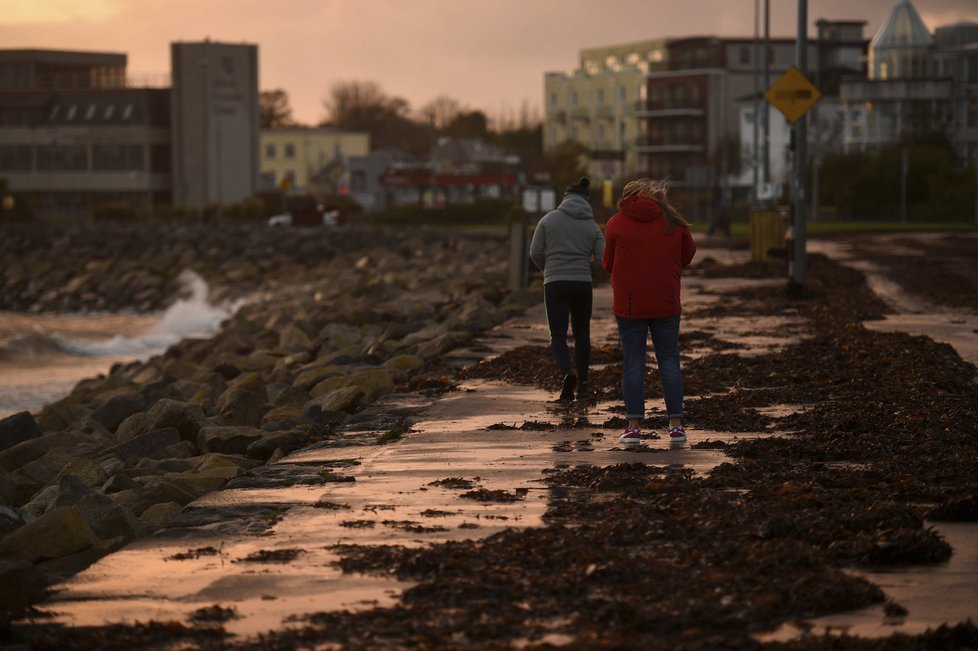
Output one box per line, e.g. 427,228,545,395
544,39,668,182
260,127,369,195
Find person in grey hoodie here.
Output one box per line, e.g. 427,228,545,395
529,177,606,401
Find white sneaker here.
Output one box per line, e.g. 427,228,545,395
668,426,687,443
618,428,641,445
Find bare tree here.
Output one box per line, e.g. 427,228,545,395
259,89,296,128
321,80,430,152
418,95,462,130
322,80,408,128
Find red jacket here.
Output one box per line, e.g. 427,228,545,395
602,195,696,319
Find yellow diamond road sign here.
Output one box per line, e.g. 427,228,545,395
765,66,822,125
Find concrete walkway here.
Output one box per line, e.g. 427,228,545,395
31,245,978,642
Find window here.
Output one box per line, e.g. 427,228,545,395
265,143,276,159
597,88,605,105
92,144,144,171
150,144,171,173
571,90,578,107
66,104,77,121
619,85,626,103
36,145,87,171
85,104,97,120
284,170,296,185
549,92,557,108
103,104,115,120
0,145,32,171
740,47,750,65
351,170,366,191
284,143,295,158
598,123,605,140
122,103,134,120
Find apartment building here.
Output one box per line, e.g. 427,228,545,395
545,22,866,202
640,36,807,190
543,39,668,181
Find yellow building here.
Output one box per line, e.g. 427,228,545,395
544,39,668,183
259,127,369,195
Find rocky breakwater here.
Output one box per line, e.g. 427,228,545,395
0,224,539,611
0,221,419,313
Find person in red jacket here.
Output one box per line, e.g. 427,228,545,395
602,179,696,446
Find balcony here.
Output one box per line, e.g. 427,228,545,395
595,105,615,119
648,107,705,118
570,107,591,121
546,110,567,123
631,101,652,115
633,136,705,153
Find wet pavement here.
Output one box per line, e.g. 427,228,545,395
810,235,978,367
28,239,978,644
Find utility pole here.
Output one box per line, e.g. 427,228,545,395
790,0,808,286
811,24,821,222
753,0,760,205
763,0,771,194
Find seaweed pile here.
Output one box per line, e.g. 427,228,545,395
11,241,978,650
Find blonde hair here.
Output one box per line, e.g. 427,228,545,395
620,178,689,233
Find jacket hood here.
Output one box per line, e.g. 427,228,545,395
620,195,663,223
557,193,595,220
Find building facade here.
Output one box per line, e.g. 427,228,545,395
0,50,172,218
349,138,520,212
0,42,260,219
544,23,866,205
544,39,668,182
640,37,808,192
259,127,369,196
170,41,259,211
840,1,978,161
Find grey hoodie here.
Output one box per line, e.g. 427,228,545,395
529,193,606,284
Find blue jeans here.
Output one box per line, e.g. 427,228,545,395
544,281,592,380
616,314,683,420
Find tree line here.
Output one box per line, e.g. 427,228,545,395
259,82,587,193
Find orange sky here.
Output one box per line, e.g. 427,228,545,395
2,0,975,126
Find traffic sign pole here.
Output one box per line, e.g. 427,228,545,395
765,8,820,288
792,0,808,287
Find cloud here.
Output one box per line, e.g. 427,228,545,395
0,0,127,24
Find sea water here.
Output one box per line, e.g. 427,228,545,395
0,270,236,418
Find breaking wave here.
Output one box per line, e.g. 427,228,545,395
0,270,236,362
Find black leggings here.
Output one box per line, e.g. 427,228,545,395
544,280,592,380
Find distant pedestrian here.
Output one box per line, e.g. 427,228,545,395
602,179,696,445
529,176,606,401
